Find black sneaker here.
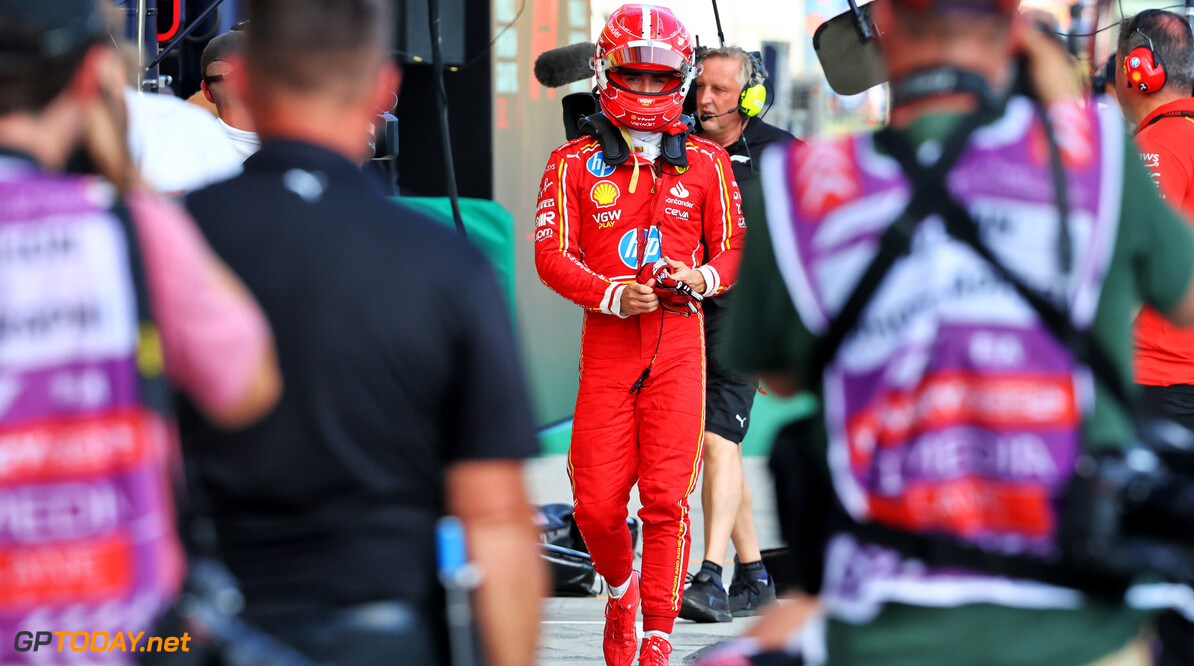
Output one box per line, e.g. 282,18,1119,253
728,559,776,617
679,569,732,623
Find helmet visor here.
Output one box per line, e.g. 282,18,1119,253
604,44,691,74
608,66,685,95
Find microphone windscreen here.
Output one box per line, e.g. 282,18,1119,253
534,41,597,88
813,5,885,95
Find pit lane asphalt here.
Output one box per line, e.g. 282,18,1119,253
527,454,783,664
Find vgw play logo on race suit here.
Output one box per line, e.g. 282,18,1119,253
586,152,616,178
618,227,661,269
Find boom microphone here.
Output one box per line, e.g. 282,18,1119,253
534,41,596,88
697,109,735,122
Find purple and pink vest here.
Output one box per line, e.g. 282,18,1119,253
0,157,181,660
761,98,1125,619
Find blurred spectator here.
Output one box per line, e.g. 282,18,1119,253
722,2,1194,665
125,84,243,194
1117,9,1194,666
119,43,241,195
200,29,260,159
680,44,792,625
181,0,545,664
0,0,279,661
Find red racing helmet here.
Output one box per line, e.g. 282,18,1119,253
593,4,699,131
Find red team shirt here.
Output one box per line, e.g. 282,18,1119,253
1133,98,1194,386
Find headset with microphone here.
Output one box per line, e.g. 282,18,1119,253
699,108,739,122
696,48,772,122
738,51,770,117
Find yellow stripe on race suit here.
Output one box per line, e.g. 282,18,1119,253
714,160,734,252
557,159,568,253
566,314,589,502
670,319,707,610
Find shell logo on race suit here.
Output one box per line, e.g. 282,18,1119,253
586,152,616,177
792,139,860,221
591,181,620,208
618,227,661,269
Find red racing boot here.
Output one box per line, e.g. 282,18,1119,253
604,572,641,666
639,634,673,665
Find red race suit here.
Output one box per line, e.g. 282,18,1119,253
535,131,744,634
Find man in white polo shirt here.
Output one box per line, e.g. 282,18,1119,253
200,28,260,160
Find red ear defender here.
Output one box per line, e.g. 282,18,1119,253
1124,45,1167,93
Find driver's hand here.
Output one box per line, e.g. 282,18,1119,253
621,281,659,316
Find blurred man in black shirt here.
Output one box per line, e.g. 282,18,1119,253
182,1,546,664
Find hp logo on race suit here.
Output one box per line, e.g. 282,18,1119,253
618,228,661,269
586,152,617,178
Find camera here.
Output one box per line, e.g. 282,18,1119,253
1059,417,1194,591
371,111,399,161
1091,55,1117,94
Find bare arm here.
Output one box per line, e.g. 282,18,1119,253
204,341,281,428
1167,279,1194,328
131,192,281,429
1017,19,1083,108
447,460,547,666
739,594,820,650
760,372,801,398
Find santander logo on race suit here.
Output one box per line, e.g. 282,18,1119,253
666,181,694,209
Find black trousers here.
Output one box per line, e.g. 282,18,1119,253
1139,384,1194,666
251,601,446,666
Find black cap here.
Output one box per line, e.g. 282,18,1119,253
0,0,107,58
201,30,246,77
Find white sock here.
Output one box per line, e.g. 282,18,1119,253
644,631,669,642
608,575,631,598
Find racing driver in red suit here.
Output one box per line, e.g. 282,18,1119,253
534,5,744,664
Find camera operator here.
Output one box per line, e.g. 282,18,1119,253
715,2,1194,664
680,45,796,625
1117,9,1194,665
0,0,280,660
